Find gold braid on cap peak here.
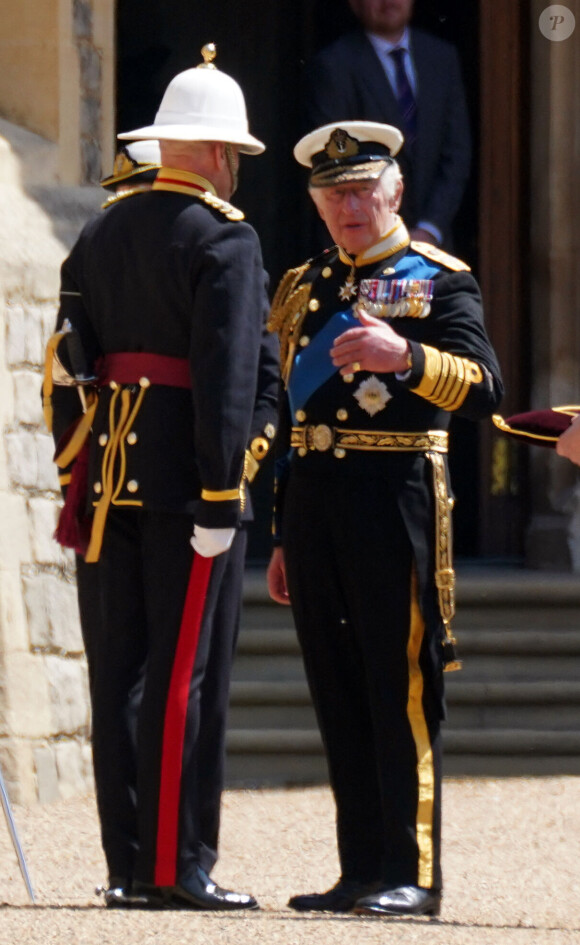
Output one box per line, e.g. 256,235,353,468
198,43,217,69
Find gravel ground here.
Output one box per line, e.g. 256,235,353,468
0,778,578,944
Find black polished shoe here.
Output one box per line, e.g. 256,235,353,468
288,879,381,913
354,884,441,917
96,880,156,909
135,867,259,911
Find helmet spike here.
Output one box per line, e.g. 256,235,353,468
198,43,217,69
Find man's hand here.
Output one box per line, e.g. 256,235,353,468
330,309,410,375
191,526,236,557
267,546,291,605
556,415,580,466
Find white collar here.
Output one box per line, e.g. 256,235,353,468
338,217,410,268
366,25,411,58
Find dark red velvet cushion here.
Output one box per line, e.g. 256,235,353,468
492,407,580,447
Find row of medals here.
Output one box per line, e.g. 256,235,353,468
357,296,432,319
340,274,433,319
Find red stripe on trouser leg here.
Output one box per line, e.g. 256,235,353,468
154,553,213,886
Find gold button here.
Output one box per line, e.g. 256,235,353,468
264,423,276,439
336,409,348,421
127,432,138,445
109,381,118,390
296,409,306,422
139,377,151,388
93,482,102,494
299,336,310,347
250,436,269,460
127,480,139,493
334,448,346,459
298,447,307,457
308,298,320,311
343,373,354,384
322,266,332,278
383,267,395,275
98,434,108,446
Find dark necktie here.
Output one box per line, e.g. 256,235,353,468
389,47,417,145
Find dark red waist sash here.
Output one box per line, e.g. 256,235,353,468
97,352,191,389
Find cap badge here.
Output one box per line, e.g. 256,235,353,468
112,151,135,177
326,128,359,160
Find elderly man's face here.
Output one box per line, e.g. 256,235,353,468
349,0,414,39
312,176,402,257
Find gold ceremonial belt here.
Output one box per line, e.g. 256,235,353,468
291,425,448,455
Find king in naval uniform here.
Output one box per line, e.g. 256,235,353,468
267,121,503,918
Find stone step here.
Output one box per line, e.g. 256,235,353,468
226,726,580,756
228,680,580,731
241,567,580,610
242,605,580,633
232,628,580,682
225,751,580,783
230,678,580,706
226,568,580,782
235,626,580,656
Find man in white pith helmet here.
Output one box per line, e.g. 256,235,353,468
47,45,273,911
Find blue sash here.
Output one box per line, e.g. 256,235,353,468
288,309,358,416
287,252,440,416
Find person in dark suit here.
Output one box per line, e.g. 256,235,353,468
267,120,502,917
45,46,274,912
302,0,471,247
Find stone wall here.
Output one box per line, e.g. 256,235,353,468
0,118,102,803
0,0,115,186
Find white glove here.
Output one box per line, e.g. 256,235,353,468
191,525,236,558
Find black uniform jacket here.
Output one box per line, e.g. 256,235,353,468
269,222,503,566
51,169,275,533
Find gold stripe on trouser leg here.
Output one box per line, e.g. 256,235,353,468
406,566,435,889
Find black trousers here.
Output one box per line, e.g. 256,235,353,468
282,472,442,891
76,509,246,887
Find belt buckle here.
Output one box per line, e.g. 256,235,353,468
306,424,333,452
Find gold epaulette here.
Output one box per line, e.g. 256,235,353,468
267,263,311,333
199,192,245,221
101,184,153,208
267,263,312,384
410,241,471,272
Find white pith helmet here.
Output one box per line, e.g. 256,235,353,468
118,44,265,155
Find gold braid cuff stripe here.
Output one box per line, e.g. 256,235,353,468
412,345,483,411
291,426,448,453
201,488,241,502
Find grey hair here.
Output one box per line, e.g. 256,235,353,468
378,160,403,199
